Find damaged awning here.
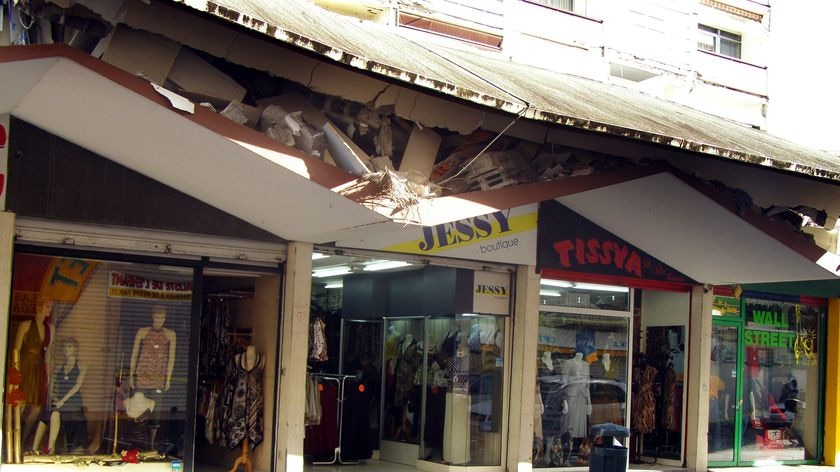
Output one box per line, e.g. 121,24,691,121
0,45,404,243
547,169,840,284
168,0,840,183
336,165,840,284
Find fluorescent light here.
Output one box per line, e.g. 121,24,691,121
312,252,329,260
363,260,411,272
313,266,351,278
540,289,562,296
325,282,343,289
541,279,573,288
540,279,627,293
573,282,628,293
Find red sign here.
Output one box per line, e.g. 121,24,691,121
1,114,8,211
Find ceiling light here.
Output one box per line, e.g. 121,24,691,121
363,260,411,272
312,252,329,260
325,281,343,289
541,279,573,288
572,282,628,293
313,266,351,278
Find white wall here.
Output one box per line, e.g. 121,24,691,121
765,1,840,153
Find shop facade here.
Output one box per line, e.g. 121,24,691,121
313,204,540,470
0,117,288,471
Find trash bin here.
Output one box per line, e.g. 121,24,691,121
589,423,629,472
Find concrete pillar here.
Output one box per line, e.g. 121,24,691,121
0,212,14,460
824,298,840,466
506,266,541,472
685,285,713,471
275,242,312,472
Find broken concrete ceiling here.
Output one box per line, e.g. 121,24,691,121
166,0,840,183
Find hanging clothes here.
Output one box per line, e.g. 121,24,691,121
393,338,421,407
631,364,657,433
225,350,265,451
340,377,373,461
660,365,677,431
305,374,322,427
304,380,339,455
309,317,329,362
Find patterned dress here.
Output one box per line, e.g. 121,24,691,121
135,328,170,390
631,365,657,433
226,352,265,451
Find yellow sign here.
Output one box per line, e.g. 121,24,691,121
39,258,98,303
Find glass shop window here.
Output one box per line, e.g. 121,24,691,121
534,279,630,468
740,298,823,462
4,252,193,465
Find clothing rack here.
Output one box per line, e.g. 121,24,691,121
311,373,360,465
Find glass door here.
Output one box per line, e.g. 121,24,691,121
708,320,742,465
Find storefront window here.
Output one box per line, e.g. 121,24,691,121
422,314,505,466
740,298,822,462
535,280,630,468
4,253,193,464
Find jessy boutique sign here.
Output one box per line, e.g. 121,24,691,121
337,204,537,265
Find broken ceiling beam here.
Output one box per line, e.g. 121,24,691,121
167,48,246,104
323,122,372,176
101,25,181,85
399,124,441,179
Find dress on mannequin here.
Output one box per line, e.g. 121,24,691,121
559,353,591,439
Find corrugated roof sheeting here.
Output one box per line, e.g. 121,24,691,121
177,0,840,182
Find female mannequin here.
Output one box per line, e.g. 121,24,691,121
15,299,52,449
227,345,265,452
129,306,176,392
559,352,591,438
32,337,87,454
128,305,176,450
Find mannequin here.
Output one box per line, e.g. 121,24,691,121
601,353,611,373
129,306,177,392
129,305,176,450
32,337,87,454
124,392,156,420
542,351,554,371
227,345,265,472
15,299,52,450
559,352,591,439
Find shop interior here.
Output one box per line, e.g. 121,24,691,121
305,251,507,468
194,268,281,472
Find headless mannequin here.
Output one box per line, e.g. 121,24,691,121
15,300,52,451
542,351,554,370
229,345,261,472
561,353,592,416
601,353,611,373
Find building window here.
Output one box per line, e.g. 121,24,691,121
535,0,574,10
698,24,742,59
398,13,502,48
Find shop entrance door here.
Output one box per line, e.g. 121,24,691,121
708,320,742,465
